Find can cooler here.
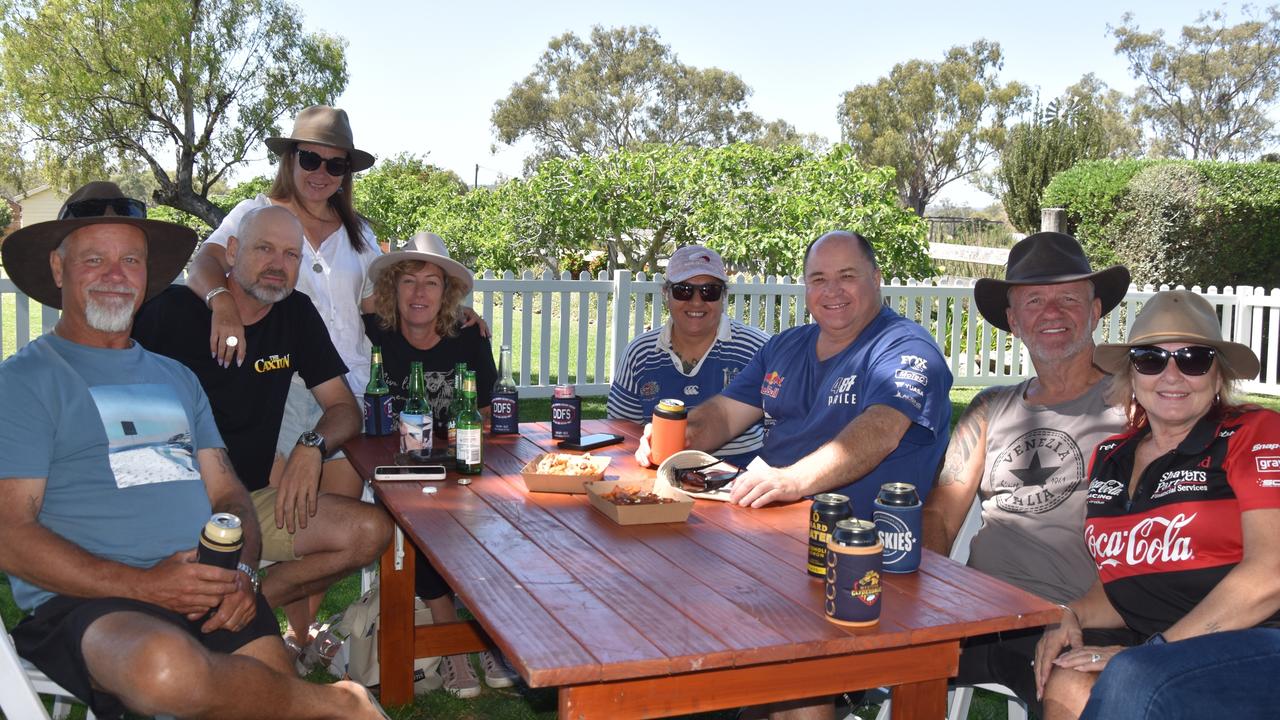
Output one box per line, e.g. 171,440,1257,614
825,519,883,627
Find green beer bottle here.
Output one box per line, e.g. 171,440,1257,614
455,370,483,475
446,362,467,458
400,361,431,460
362,346,393,436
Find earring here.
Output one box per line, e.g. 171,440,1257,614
1214,392,1221,405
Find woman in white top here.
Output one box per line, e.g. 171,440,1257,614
187,106,380,499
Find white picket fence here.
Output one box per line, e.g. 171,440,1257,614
3,271,1278,397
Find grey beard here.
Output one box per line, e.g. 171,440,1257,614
85,297,136,333
245,282,291,304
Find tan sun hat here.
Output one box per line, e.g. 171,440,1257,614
0,181,197,309
366,231,473,293
1094,290,1259,380
265,105,375,172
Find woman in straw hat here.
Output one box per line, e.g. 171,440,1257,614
1032,290,1280,719
362,231,515,697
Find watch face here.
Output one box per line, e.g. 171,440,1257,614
299,431,321,447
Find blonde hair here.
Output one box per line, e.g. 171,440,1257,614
372,259,466,338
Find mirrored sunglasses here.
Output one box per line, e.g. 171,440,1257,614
670,282,725,302
296,148,351,177
1129,345,1217,376
58,197,147,220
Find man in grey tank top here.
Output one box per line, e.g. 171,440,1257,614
921,232,1130,714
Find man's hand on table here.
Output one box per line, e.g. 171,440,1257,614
635,423,656,467
728,461,807,508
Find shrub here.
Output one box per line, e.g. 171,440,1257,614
1043,159,1280,287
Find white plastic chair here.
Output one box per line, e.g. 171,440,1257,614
865,496,1028,720
1,628,94,720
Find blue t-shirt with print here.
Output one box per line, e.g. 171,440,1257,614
721,306,953,518
0,334,223,611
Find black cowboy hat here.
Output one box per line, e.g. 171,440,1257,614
0,181,197,309
973,232,1130,331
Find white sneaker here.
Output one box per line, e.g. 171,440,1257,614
441,653,481,698
480,649,518,688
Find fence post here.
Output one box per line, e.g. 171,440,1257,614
1040,208,1066,233
611,270,631,379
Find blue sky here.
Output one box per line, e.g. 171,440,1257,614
255,0,1236,207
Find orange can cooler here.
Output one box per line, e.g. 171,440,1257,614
650,399,688,465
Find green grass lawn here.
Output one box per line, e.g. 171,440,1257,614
7,391,1280,720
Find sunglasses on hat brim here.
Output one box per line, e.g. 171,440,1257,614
669,282,725,302
1129,345,1217,376
296,148,351,177
58,197,147,221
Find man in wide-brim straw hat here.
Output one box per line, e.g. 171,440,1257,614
921,231,1131,715
0,181,388,718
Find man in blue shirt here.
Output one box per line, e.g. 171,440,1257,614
641,230,952,520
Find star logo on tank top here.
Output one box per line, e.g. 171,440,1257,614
991,428,1085,514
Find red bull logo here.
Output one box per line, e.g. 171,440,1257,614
761,371,784,398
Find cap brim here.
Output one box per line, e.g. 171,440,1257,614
1,217,196,309
265,136,376,172
367,250,474,294
1094,337,1260,380
974,265,1130,331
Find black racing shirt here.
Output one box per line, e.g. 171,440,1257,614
1084,409,1280,636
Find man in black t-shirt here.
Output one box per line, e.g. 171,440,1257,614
134,205,391,653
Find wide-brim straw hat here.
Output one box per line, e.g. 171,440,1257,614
974,232,1130,331
265,105,375,172
1094,290,1259,380
367,232,473,294
0,181,197,309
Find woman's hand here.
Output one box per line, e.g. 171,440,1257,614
209,293,247,368
1034,606,1084,698
1051,644,1125,674
459,306,491,338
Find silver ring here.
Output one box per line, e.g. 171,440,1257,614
1090,653,1101,663
225,335,239,348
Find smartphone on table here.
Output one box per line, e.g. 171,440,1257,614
373,465,448,481
557,433,625,451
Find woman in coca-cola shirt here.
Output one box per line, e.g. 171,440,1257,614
1032,290,1280,720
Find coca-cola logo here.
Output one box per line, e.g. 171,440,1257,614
1086,512,1197,571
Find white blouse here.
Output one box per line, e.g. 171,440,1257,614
204,194,381,391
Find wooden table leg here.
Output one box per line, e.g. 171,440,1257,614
890,677,949,720
377,526,415,707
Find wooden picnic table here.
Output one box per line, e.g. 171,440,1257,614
345,419,1057,719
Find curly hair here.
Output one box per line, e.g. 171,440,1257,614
372,259,466,338
1103,350,1246,430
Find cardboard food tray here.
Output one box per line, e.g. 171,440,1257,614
520,453,612,494
585,477,694,525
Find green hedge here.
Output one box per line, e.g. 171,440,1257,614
1042,159,1280,287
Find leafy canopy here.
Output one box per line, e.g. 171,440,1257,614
838,40,1029,215
1112,6,1280,159
0,0,347,226
491,25,766,170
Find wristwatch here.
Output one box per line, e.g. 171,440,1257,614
297,429,328,458
236,562,260,595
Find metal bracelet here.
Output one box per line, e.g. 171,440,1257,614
1057,603,1081,626
204,285,229,308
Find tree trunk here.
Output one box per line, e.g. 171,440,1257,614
151,184,226,229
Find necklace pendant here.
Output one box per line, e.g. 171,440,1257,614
312,262,323,273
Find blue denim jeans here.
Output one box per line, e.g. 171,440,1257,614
1081,628,1280,720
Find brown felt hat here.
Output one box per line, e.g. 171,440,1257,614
0,181,197,309
265,105,375,172
367,231,473,294
974,232,1130,331
1094,290,1259,380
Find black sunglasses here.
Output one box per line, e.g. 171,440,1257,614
296,148,351,177
1129,345,1217,376
669,282,725,302
59,197,147,220
671,459,743,493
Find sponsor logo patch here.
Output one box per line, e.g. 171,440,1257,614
1257,456,1280,473
761,370,785,398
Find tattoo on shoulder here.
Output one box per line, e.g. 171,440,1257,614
937,388,997,486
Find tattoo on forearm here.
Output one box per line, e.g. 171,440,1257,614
1205,621,1222,633
938,389,994,486
213,448,236,477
